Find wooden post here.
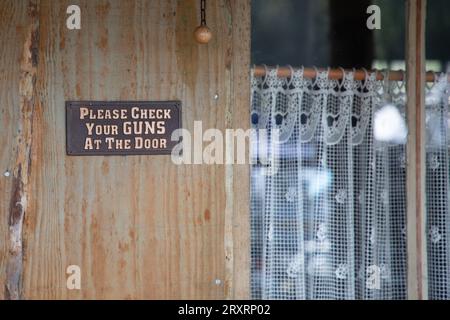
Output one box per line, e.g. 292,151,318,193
405,0,428,300
224,0,251,300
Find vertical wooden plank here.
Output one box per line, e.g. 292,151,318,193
0,1,32,300
1,0,39,300
405,0,428,300
224,0,251,299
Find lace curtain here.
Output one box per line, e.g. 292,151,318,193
250,66,450,300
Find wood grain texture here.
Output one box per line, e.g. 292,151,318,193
227,0,251,299
0,1,34,300
405,0,428,300
0,0,250,299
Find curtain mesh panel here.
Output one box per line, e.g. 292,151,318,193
250,67,449,300
425,78,450,299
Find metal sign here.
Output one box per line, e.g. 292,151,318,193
66,101,181,156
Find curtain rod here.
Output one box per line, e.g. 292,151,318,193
253,65,446,83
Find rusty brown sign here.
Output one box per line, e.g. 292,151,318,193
66,101,181,155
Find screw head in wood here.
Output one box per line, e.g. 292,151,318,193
194,25,212,44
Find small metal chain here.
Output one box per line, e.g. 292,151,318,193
200,0,206,25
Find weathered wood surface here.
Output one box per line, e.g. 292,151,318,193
0,0,250,299
405,0,428,300
227,0,251,299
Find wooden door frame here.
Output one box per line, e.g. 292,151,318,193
225,0,252,300
405,0,428,300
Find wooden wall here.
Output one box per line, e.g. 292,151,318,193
0,0,250,299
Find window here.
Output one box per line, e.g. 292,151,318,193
250,0,450,300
